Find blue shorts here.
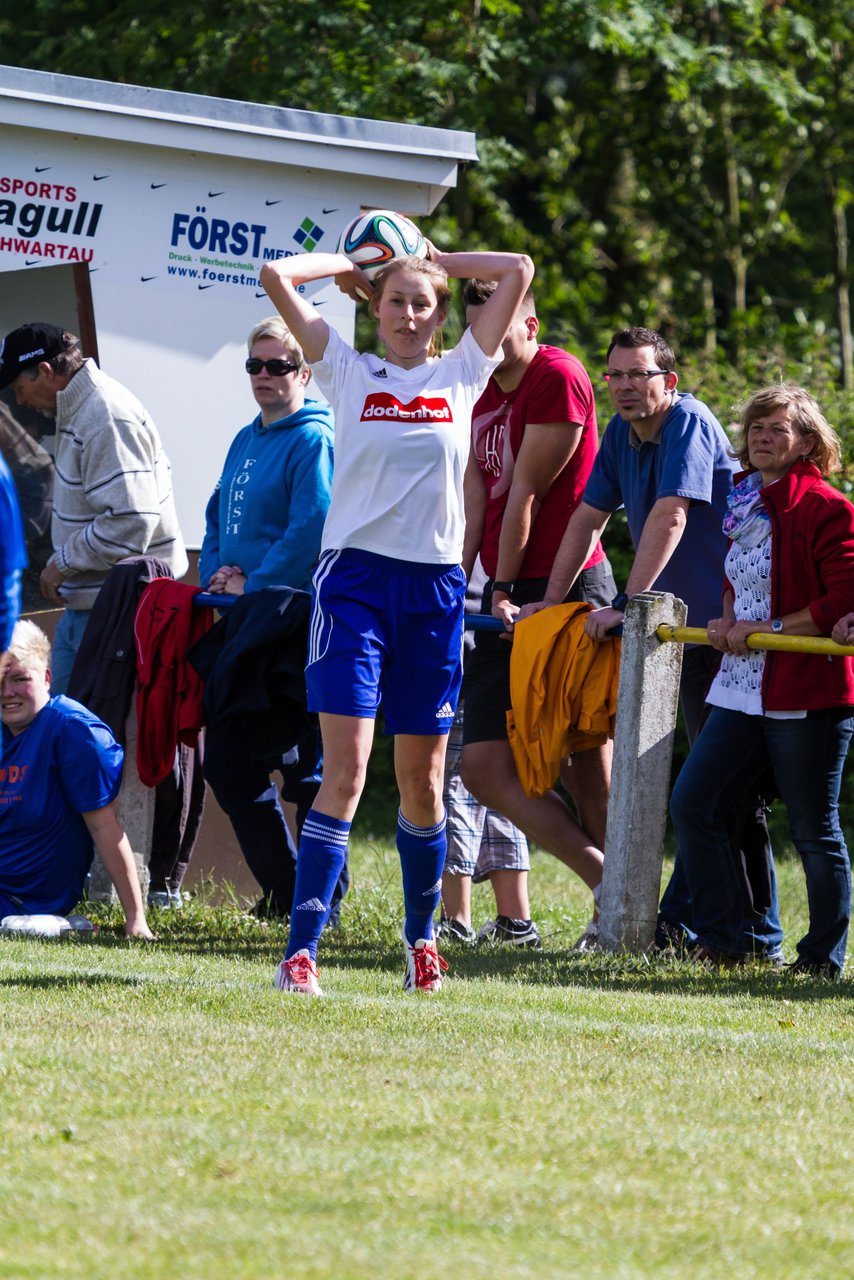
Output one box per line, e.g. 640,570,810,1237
306,548,466,735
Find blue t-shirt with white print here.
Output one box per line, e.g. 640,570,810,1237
0,695,123,915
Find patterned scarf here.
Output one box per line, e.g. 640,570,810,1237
722,471,771,548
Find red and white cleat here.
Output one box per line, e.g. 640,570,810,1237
402,928,449,993
275,948,323,996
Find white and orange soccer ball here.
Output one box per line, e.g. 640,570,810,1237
336,209,428,282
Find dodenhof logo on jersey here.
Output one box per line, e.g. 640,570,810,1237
360,393,453,423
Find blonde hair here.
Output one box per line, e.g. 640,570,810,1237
731,385,842,476
8,619,51,668
371,256,450,358
247,315,305,371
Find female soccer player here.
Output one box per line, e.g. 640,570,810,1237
260,238,533,994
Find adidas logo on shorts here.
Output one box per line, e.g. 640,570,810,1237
295,897,326,912
436,702,454,718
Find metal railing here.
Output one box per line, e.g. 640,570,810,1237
193,591,505,630
656,624,854,658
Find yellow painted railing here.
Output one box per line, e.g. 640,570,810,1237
656,624,854,657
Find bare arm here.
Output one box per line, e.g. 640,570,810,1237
82,804,153,939
259,252,371,363
725,606,822,655
491,421,583,629
624,495,690,596
584,495,689,640
430,247,534,358
515,502,611,621
462,452,487,580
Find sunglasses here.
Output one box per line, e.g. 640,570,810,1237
245,358,299,376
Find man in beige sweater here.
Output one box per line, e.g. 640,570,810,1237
0,322,187,690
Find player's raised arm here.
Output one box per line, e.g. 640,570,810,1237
260,253,372,364
428,246,534,358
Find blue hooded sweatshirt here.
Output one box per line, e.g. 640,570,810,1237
199,400,334,593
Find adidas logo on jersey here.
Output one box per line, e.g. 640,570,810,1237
436,702,454,718
295,897,326,912
360,392,452,422
371,367,388,378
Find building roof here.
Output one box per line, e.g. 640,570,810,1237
0,64,478,187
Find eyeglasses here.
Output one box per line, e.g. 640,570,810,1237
603,369,670,384
245,358,299,376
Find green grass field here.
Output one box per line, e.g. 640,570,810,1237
0,842,851,1280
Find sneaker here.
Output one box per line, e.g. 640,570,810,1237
785,957,842,982
573,919,599,953
749,950,786,969
689,943,743,971
436,915,477,945
274,948,323,995
477,915,542,949
147,889,185,911
650,920,691,955
402,929,449,993
0,914,71,937
66,915,97,933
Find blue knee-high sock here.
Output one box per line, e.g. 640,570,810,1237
286,809,351,961
397,809,447,945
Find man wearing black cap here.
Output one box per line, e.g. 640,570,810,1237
0,323,187,690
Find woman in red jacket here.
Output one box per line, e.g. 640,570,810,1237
670,385,854,979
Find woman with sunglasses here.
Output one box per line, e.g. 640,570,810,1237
260,238,534,996
199,316,340,922
200,316,333,601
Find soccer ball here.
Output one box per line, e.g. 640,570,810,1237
336,210,428,282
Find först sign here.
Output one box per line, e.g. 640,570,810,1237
0,140,351,299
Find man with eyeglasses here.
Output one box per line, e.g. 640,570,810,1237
199,316,341,922
520,325,783,960
0,322,187,692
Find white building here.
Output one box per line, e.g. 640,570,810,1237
0,64,477,544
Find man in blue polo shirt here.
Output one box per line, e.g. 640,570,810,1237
521,326,782,959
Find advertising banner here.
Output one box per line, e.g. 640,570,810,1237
0,135,357,303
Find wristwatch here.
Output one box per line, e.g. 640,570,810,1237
492,580,515,595
770,617,784,633
611,592,629,612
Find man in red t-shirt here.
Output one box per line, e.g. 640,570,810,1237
452,280,615,950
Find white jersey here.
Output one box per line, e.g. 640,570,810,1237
311,326,500,564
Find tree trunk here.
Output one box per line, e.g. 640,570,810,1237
832,193,853,390
702,273,717,356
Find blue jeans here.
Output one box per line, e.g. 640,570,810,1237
658,647,783,955
670,706,854,970
50,608,93,694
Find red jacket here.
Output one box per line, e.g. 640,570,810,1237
133,579,213,786
725,461,854,711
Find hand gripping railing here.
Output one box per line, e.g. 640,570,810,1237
656,624,854,658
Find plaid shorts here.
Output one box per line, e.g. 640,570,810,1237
442,710,529,880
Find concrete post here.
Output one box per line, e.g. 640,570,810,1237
598,591,687,953
87,700,154,902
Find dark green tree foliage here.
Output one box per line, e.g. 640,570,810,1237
5,1,853,385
